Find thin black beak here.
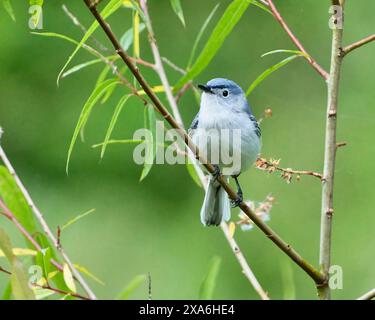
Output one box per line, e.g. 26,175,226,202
198,84,213,94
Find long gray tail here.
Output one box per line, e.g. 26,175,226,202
200,176,231,226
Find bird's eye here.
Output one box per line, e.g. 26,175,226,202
222,90,229,97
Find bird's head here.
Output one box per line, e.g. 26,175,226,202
198,78,249,113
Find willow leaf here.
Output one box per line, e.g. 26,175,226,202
101,94,132,158
187,3,219,69
66,78,121,173
120,23,146,51
92,139,143,148
3,0,16,21
117,274,146,300
61,208,96,231
140,106,156,181
261,49,308,59
170,0,185,27
174,0,251,91
246,55,300,96
0,166,36,236
250,0,272,15
199,256,221,300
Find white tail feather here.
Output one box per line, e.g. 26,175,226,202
200,176,231,226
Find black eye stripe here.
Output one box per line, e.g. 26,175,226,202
209,85,227,89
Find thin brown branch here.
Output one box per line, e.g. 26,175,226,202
83,0,325,286
266,0,329,80
140,0,268,300
318,3,345,300
336,141,347,148
357,288,375,300
32,283,91,300
0,198,64,274
342,34,375,56
256,158,323,182
0,140,96,299
0,265,11,275
175,81,193,103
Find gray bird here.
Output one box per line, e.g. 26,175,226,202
189,78,261,226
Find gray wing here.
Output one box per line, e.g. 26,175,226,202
249,114,261,138
188,112,199,137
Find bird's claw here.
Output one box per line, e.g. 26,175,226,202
211,165,221,182
230,192,243,208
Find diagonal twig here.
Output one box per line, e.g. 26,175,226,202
140,0,269,300
256,158,323,181
342,34,375,56
357,288,375,300
83,0,325,286
266,0,329,80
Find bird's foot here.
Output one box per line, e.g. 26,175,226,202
230,192,243,208
211,165,221,182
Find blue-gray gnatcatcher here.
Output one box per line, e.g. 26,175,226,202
189,78,261,226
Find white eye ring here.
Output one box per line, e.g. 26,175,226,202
222,90,229,97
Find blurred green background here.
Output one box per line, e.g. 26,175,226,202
0,0,374,299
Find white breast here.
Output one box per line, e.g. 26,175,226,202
192,97,261,176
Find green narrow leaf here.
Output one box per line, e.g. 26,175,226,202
35,247,52,282
250,0,272,15
3,0,16,21
2,281,12,300
96,65,111,87
187,3,220,69
57,0,123,85
0,248,37,257
73,264,105,286
120,23,146,51
66,78,121,173
61,208,96,230
199,256,221,300
246,55,300,96
0,228,35,300
170,0,185,27
117,274,147,300
62,59,103,79
33,287,55,300
101,80,119,104
133,10,140,58
92,139,143,148
101,95,132,158
0,229,14,261
281,261,296,300
186,161,202,187
32,32,81,47
140,106,156,181
0,166,36,236
32,32,115,63
261,49,308,59
32,232,69,292
63,263,76,293
175,0,251,91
